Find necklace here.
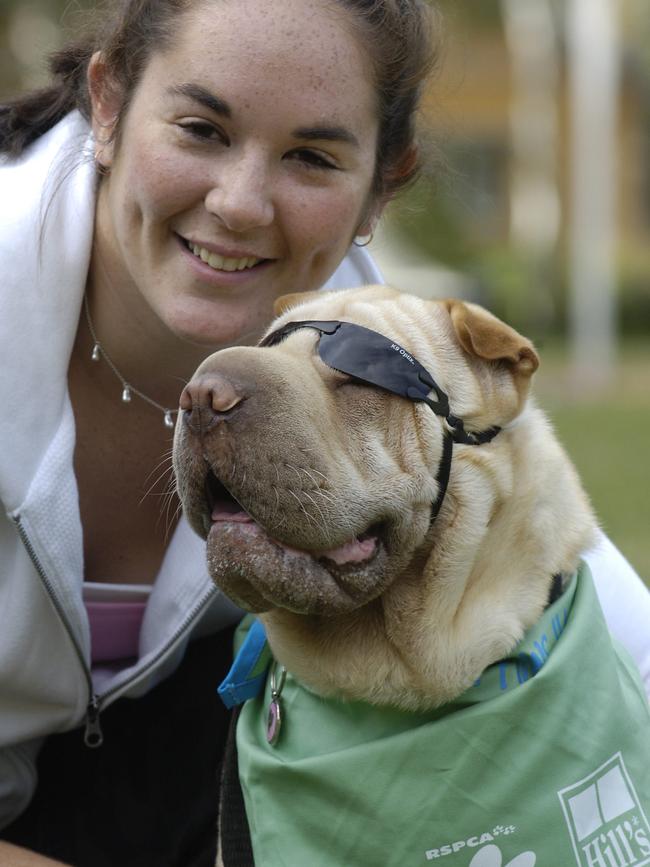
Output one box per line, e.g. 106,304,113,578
83,294,178,429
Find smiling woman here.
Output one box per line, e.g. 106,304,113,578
86,0,381,349
2,1,650,865
0,0,437,865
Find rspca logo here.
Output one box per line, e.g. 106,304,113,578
558,753,650,867
425,825,525,861
425,834,536,866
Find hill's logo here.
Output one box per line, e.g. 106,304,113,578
558,753,650,867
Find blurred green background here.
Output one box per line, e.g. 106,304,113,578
1,0,648,580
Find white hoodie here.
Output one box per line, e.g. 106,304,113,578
0,112,647,830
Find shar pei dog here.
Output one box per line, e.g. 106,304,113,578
173,286,650,867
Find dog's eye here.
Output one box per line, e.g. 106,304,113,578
332,373,371,392
317,363,358,390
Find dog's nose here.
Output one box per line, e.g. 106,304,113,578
180,374,245,434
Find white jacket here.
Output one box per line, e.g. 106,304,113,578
0,112,648,830
0,112,384,828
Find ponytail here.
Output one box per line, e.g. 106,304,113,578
0,42,95,157
0,0,193,159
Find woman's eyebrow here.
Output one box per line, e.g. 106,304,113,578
167,83,359,147
167,83,231,117
292,126,359,148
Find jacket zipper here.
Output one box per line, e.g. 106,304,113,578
13,515,218,749
12,516,101,744
85,694,103,747
91,585,219,712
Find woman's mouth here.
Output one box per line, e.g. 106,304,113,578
184,239,266,273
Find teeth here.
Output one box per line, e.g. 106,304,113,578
189,243,261,272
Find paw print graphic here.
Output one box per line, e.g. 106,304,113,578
468,843,536,867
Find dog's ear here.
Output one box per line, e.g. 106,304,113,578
274,291,321,316
444,300,539,378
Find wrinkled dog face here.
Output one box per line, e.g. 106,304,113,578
174,288,448,616
173,285,554,708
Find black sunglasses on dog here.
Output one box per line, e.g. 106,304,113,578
260,319,501,522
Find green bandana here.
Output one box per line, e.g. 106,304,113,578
236,563,650,867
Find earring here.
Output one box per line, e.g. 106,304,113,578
94,154,110,176
353,231,374,248
93,136,112,176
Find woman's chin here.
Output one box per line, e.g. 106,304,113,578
161,296,274,349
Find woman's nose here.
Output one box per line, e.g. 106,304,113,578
204,152,274,232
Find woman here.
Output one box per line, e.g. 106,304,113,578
0,0,647,865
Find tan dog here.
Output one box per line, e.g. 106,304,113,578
174,285,596,710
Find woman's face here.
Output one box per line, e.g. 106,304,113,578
91,0,380,348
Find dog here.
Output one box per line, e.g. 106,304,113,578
173,286,650,867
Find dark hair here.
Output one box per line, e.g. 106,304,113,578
339,0,441,201
0,0,439,202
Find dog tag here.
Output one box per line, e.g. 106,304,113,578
266,665,287,747
266,698,282,746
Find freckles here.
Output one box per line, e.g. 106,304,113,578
128,147,198,218
291,200,342,247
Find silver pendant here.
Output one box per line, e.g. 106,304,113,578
266,698,282,746
266,665,287,747
91,343,101,362
164,411,175,429
121,386,132,403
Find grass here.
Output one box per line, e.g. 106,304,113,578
533,340,650,584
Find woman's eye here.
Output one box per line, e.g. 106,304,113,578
287,149,338,170
178,121,228,143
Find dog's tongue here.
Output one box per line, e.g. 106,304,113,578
211,506,376,564
317,536,377,565
211,505,254,523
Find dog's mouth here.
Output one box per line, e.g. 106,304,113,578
200,468,389,614
204,468,381,565
204,470,252,525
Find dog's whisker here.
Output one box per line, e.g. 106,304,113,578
303,466,329,483
285,463,304,485
163,498,183,541
310,487,336,506
301,491,333,545
156,479,180,529
301,488,327,520
144,462,175,491
157,490,174,533
139,465,176,506
297,465,328,488
287,488,320,531
153,470,181,534
143,451,175,485
142,464,174,497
